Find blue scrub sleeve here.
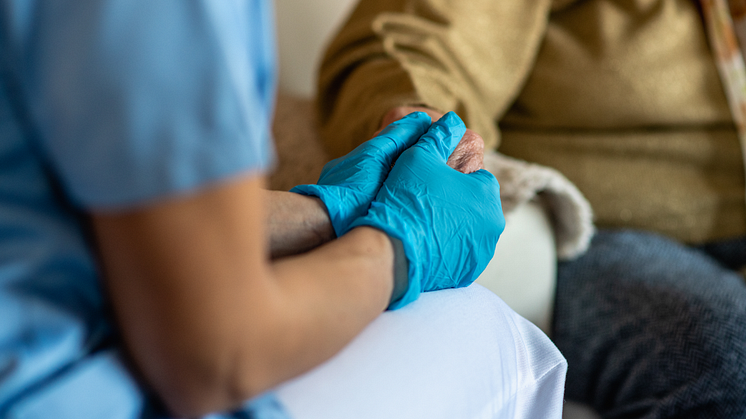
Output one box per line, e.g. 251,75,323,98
13,0,276,208
0,1,287,418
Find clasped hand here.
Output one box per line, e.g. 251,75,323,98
292,112,504,309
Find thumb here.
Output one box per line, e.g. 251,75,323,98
368,112,432,166
415,112,466,162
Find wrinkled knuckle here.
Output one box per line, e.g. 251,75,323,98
463,129,485,149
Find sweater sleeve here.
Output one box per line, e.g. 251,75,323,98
317,0,554,157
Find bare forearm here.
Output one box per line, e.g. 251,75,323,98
158,227,393,416
264,190,335,258
256,227,394,390
95,177,394,417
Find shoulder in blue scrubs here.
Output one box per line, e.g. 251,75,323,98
0,1,284,418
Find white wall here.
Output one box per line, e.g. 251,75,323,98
274,0,357,96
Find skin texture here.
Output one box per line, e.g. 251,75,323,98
378,106,485,174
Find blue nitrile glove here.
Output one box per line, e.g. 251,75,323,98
347,112,505,309
290,112,432,236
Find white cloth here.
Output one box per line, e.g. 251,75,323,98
274,284,567,419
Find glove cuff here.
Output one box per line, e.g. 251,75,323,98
348,211,424,310
290,184,347,237
388,236,409,307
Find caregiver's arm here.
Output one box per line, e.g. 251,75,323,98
92,174,394,418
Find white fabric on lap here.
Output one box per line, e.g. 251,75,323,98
274,284,566,419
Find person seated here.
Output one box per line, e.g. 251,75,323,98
0,1,567,418
315,0,746,417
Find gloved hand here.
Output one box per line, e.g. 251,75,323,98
290,112,432,236
347,112,505,309
378,106,485,174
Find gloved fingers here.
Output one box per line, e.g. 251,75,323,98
468,170,504,213
318,112,428,178
468,168,500,188
368,112,432,166
415,112,466,162
468,169,506,228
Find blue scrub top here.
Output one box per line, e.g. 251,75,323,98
0,1,284,418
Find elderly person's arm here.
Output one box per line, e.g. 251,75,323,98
264,191,335,258
317,0,554,158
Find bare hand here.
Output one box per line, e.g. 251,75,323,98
377,106,485,174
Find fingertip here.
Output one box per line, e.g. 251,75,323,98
470,168,499,187
381,111,431,134
418,112,466,160
437,112,466,131
390,112,432,133
433,112,466,144
372,111,432,162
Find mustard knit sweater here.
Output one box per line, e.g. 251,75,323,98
316,0,746,243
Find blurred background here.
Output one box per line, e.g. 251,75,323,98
274,0,356,97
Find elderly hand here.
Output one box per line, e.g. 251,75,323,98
378,106,485,174
291,112,432,236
